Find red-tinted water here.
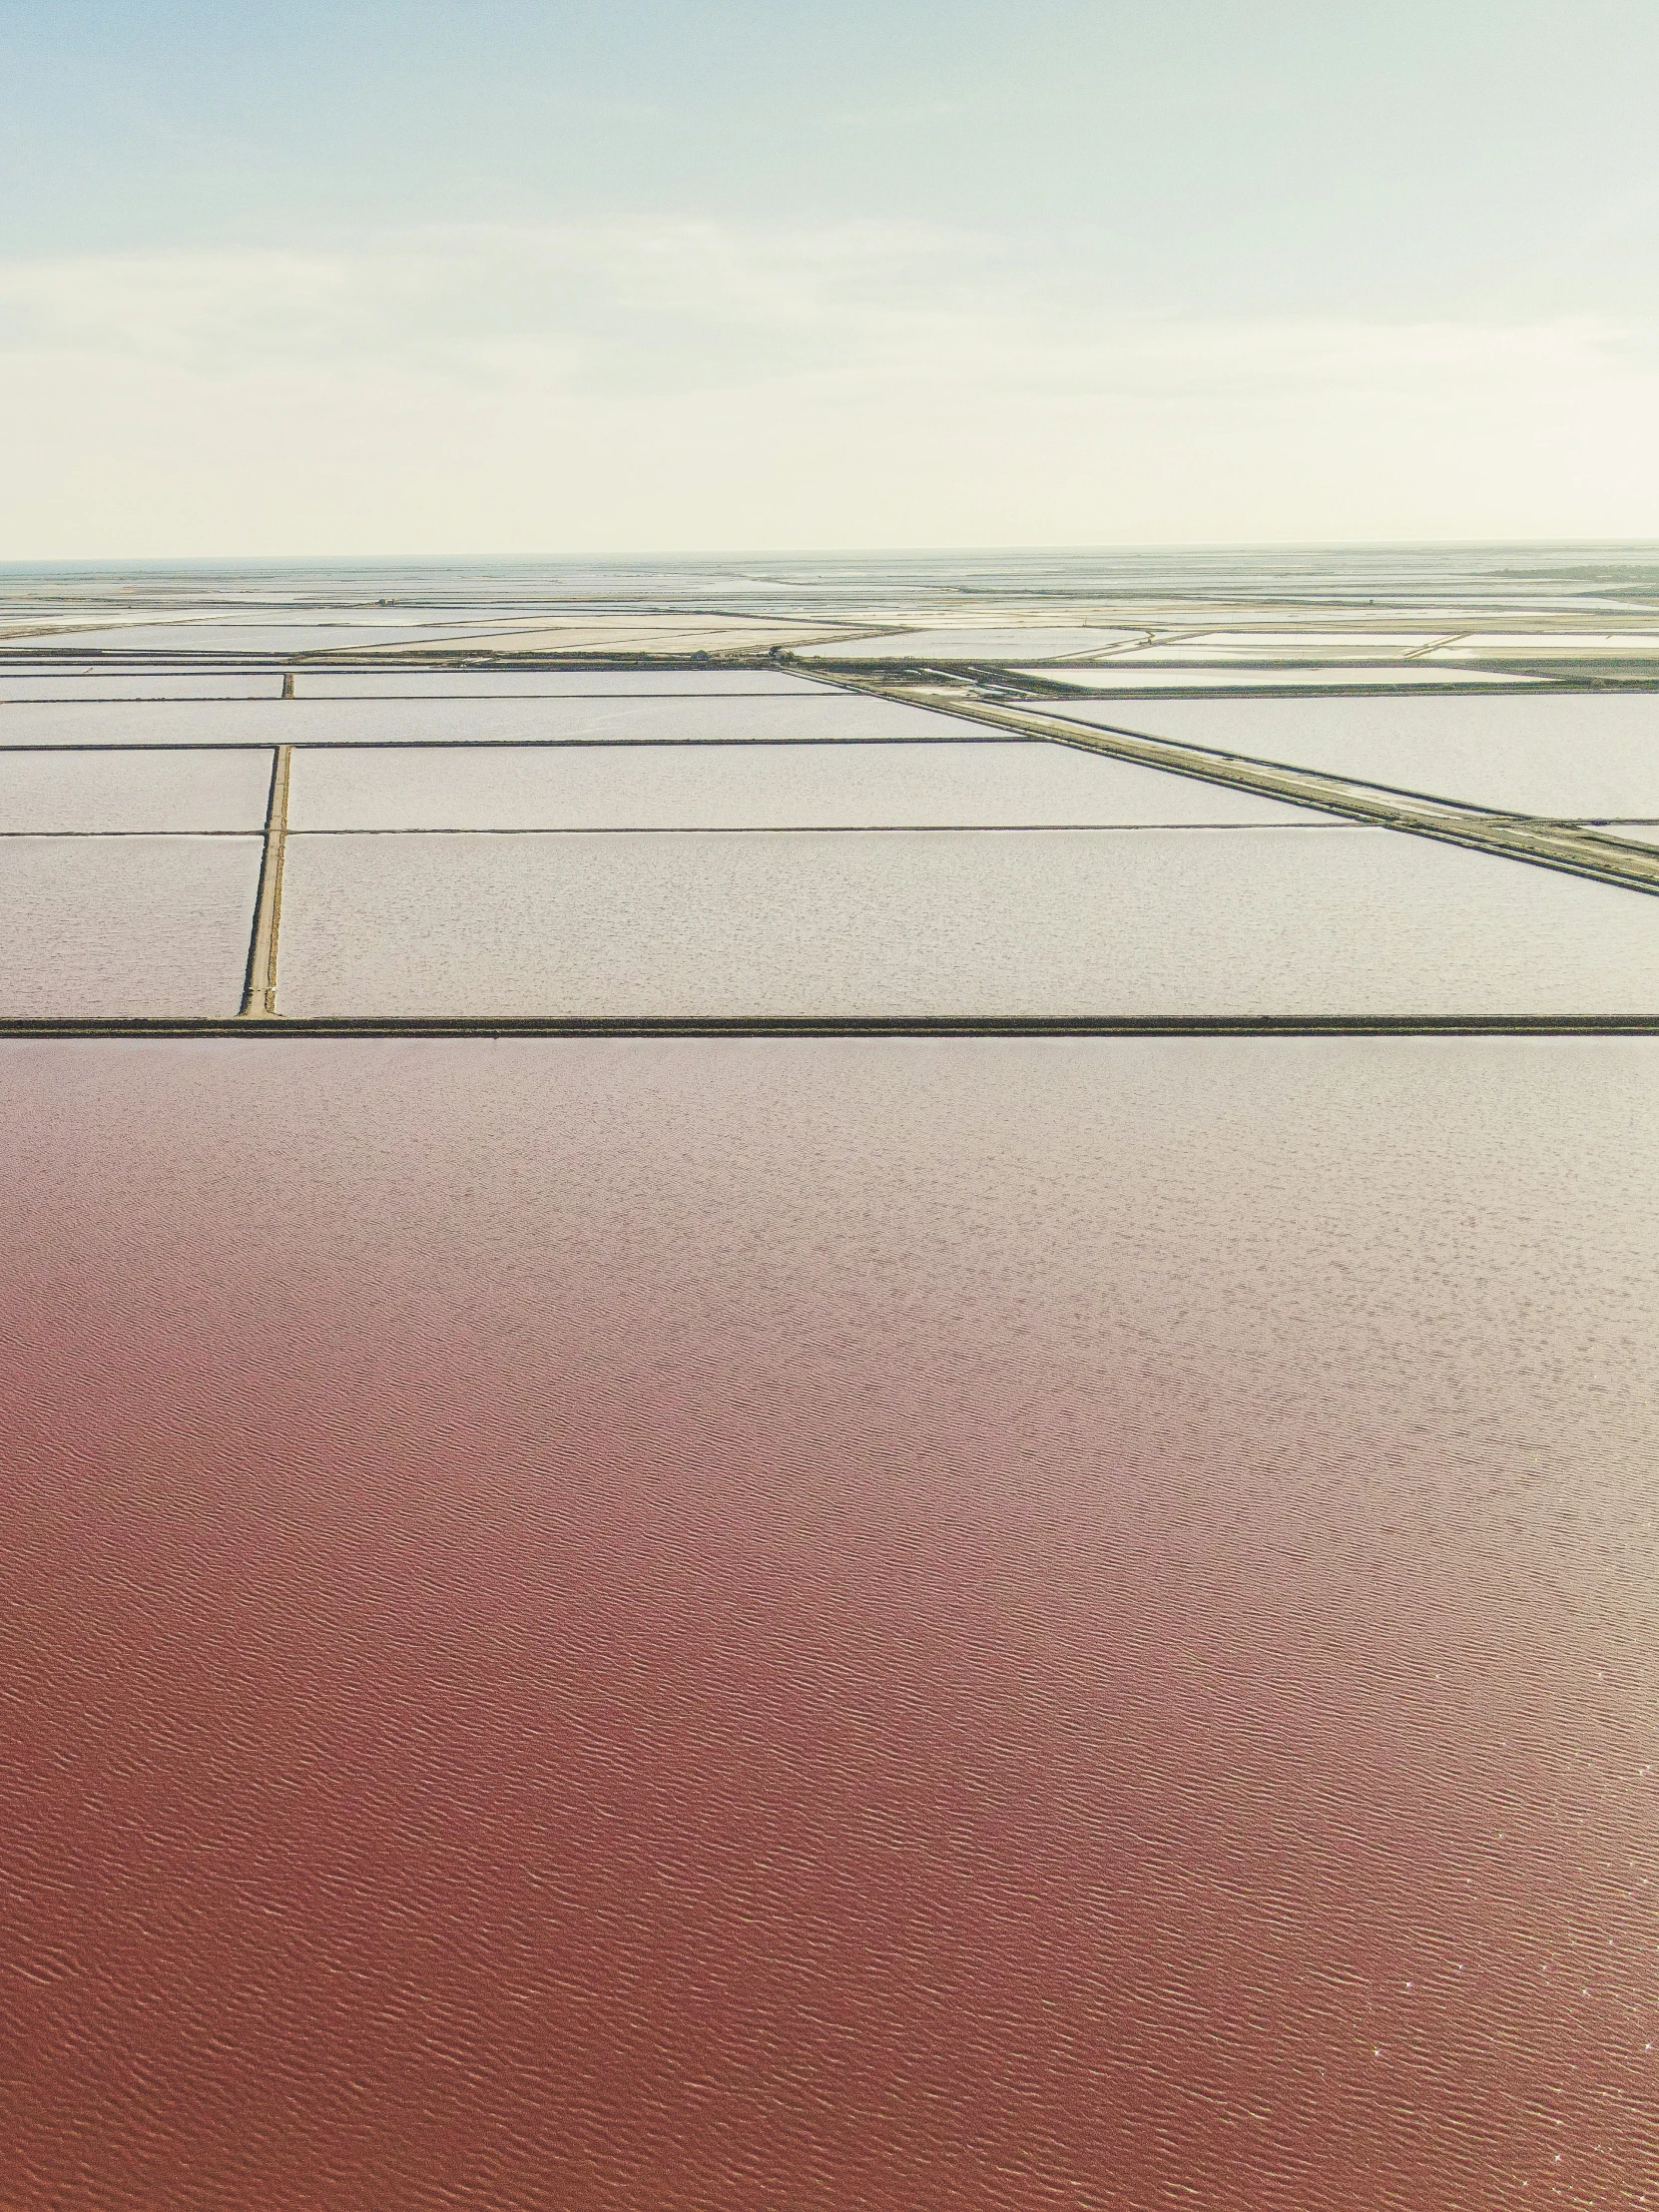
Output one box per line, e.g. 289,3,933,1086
2,1039,1656,2209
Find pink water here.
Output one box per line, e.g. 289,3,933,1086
2,1039,1655,2209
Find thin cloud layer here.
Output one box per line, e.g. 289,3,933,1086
4,224,1655,554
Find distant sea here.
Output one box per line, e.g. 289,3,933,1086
3,543,1659,624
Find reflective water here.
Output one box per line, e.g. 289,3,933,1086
295,670,830,697
2,1037,1655,2209
283,740,1327,832
0,838,262,1015
0,675,284,701
0,694,979,750
276,826,1659,1018
0,750,273,833
1050,694,1659,818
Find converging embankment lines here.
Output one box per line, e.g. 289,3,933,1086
239,745,292,1017
806,671,1659,898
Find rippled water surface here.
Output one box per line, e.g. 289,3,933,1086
2,1038,1656,2210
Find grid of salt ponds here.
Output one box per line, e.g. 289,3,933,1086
2,676,1657,1020
0,669,830,701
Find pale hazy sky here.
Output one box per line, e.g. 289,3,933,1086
3,0,1657,556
